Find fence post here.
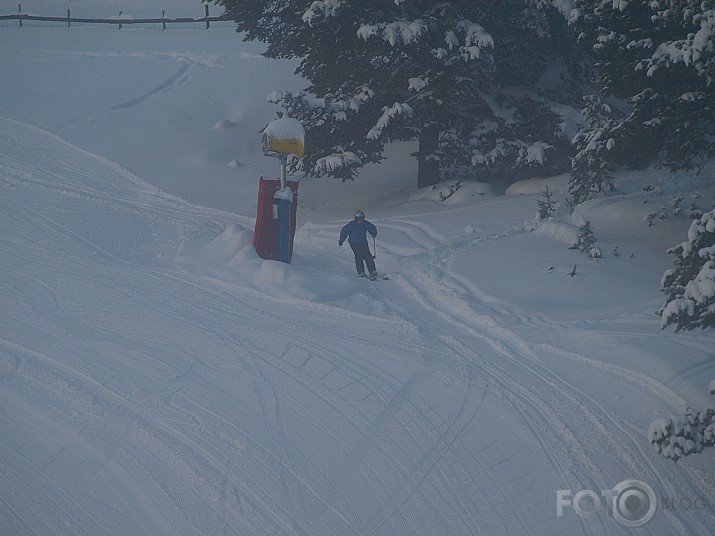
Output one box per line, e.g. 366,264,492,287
18,4,22,28
67,9,70,28
162,10,166,31
118,10,122,30
205,4,210,30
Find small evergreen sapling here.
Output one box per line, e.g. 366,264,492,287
670,196,684,216
690,201,703,219
571,221,597,253
536,185,557,221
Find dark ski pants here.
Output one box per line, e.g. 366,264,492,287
350,241,376,275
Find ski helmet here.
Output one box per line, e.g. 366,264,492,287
354,210,365,220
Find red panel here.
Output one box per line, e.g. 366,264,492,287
253,177,299,261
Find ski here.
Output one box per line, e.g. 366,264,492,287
357,274,390,280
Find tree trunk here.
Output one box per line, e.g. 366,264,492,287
417,126,440,189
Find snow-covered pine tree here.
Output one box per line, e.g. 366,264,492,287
568,94,615,208
570,1,715,178
210,0,584,187
660,209,715,331
466,95,576,190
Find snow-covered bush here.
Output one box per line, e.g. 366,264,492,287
649,408,715,461
649,381,715,462
660,209,715,331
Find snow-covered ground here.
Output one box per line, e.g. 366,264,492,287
1,8,714,536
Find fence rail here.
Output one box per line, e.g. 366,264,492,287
1,4,230,29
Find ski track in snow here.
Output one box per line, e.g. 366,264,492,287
111,63,192,110
1,118,511,535
1,114,714,536
319,215,715,535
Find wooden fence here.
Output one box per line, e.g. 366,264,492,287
1,4,230,30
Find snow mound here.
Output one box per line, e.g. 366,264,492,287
506,174,570,196
179,224,357,301
406,181,495,205
533,220,580,246
212,119,238,130
204,224,253,261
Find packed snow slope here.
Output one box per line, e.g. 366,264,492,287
2,17,715,536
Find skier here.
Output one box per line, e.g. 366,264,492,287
339,210,379,280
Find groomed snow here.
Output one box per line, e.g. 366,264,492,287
1,8,714,536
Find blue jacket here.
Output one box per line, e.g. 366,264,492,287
340,219,377,244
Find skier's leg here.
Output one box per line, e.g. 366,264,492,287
355,241,376,275
356,242,375,276
365,251,376,274
350,243,366,275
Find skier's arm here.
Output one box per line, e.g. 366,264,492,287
339,222,352,243
368,222,377,238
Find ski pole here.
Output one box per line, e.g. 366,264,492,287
373,235,377,258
